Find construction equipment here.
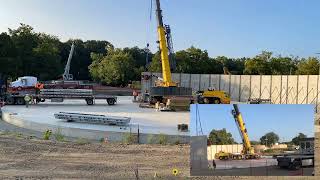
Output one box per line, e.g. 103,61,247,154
63,43,75,81
276,137,314,170
3,76,116,105
196,88,230,104
215,104,260,160
148,0,192,105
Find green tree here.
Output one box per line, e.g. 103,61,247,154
244,51,272,75
208,128,236,145
270,56,296,75
89,49,135,86
291,133,307,146
148,52,162,72
260,132,279,147
296,57,319,75
250,140,260,145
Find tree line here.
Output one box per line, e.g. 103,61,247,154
208,128,307,147
1,24,319,86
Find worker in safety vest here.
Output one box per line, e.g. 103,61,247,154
133,90,138,101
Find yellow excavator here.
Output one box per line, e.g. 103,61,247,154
149,0,192,106
215,104,260,160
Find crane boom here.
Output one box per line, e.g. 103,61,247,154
232,104,254,154
155,0,176,87
148,0,192,106
63,43,75,81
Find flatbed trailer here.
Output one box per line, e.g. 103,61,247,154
3,89,117,105
276,137,314,170
276,154,314,170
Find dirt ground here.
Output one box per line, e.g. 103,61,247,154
0,133,189,179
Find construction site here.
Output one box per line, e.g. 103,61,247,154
1,0,320,179
190,104,315,176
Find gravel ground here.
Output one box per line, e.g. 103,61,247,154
0,131,190,179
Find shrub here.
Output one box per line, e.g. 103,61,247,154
43,129,52,140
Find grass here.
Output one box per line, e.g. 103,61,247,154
122,132,137,144
159,133,168,145
147,134,156,144
75,138,90,145
53,128,65,142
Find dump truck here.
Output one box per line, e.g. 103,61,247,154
276,137,314,170
2,76,117,105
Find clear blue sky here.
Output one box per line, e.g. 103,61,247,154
190,104,314,143
1,0,320,58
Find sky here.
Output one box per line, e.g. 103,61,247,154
190,104,314,143
1,0,320,58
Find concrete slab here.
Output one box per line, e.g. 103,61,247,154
1,96,190,142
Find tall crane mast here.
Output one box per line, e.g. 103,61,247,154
155,0,175,87
63,43,75,81
231,104,256,156
149,0,192,104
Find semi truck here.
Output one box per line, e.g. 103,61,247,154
2,76,117,106
276,137,314,170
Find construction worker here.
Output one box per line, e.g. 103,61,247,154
133,90,138,102
212,159,216,170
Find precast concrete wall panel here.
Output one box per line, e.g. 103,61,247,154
180,73,191,87
230,75,241,101
287,75,298,104
261,75,271,99
308,76,318,104
210,75,220,90
281,76,288,104
200,74,211,90
271,76,282,104
171,73,181,86
191,74,201,91
239,75,251,102
141,72,320,108
250,75,261,99
220,75,230,94
298,75,309,104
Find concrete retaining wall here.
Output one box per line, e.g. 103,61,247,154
142,72,320,110
1,111,190,144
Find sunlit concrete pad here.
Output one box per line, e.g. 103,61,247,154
1,96,190,143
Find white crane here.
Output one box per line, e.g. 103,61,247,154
63,43,75,81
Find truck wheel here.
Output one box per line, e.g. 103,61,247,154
86,98,94,105
219,156,223,160
203,98,210,104
16,98,25,105
5,97,15,105
213,98,221,104
107,98,115,105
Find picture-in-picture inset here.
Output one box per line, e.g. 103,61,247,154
190,104,315,176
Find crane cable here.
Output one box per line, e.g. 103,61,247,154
145,0,153,69
195,104,203,136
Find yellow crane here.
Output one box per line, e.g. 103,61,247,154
215,104,260,160
149,0,192,105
